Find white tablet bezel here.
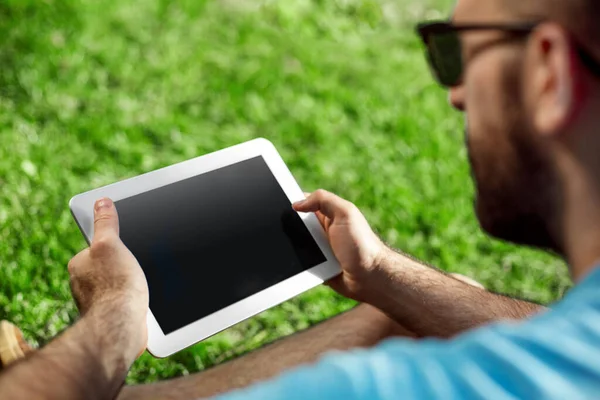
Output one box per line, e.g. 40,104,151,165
69,138,341,358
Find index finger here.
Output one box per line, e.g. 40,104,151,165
292,189,353,220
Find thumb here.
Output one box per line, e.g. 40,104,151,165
93,198,120,241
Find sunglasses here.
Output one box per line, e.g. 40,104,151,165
416,21,600,88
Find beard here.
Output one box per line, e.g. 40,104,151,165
465,65,564,255
468,130,563,254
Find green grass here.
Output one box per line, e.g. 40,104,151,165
0,0,571,384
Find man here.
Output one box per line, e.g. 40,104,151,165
2,0,600,397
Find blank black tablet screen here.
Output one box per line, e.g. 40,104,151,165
115,156,327,334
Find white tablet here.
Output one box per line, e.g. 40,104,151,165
69,138,341,358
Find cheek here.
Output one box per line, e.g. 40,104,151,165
465,66,510,168
466,57,507,124
464,59,525,195
464,48,527,161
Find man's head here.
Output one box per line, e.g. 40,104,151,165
418,0,600,262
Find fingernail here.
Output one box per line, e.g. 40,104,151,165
95,198,113,212
294,200,306,207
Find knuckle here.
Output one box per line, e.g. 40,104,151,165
91,236,115,256
347,202,360,214
338,206,352,219
94,213,114,226
67,259,77,275
67,249,87,275
340,201,359,219
314,189,328,198
95,211,114,221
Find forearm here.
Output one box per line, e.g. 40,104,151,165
0,307,137,400
366,248,545,338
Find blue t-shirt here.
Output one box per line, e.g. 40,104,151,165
215,268,600,399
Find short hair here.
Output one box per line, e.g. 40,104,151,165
505,0,600,56
509,0,600,37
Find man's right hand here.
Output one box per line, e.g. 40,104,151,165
293,190,391,303
68,198,149,361
0,199,151,400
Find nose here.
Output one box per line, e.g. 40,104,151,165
448,85,466,112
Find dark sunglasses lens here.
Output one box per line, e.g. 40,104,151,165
427,31,462,87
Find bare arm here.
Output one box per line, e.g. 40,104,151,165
0,306,137,400
0,198,148,399
294,190,546,339
361,248,545,338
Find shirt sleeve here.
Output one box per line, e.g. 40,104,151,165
213,289,600,400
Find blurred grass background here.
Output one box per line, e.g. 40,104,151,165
0,0,571,384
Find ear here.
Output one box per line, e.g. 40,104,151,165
526,23,585,137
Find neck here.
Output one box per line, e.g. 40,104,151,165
559,151,600,282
